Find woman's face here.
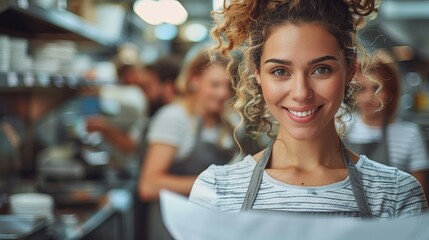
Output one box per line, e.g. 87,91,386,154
354,71,385,120
257,23,352,140
194,64,231,114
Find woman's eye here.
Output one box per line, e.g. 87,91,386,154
272,68,289,76
313,66,331,76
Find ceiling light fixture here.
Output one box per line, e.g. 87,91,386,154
133,0,188,26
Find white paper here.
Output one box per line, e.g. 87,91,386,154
160,190,429,240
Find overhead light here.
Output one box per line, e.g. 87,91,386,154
160,0,188,25
133,0,163,25
155,24,178,41
180,23,208,42
133,0,188,26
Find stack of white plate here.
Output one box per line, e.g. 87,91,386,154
31,40,77,76
10,38,32,73
9,193,54,223
0,35,10,72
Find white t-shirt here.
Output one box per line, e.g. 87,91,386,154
147,102,234,162
189,155,428,218
345,117,429,173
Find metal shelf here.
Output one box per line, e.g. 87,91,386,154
0,72,114,91
0,0,123,49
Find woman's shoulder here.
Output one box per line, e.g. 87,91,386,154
359,156,427,216
210,155,256,175
205,155,256,178
390,120,421,134
154,102,187,119
189,156,255,209
359,156,424,196
359,156,406,182
147,102,190,142
150,102,191,127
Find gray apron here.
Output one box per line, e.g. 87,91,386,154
148,119,236,240
241,140,372,218
348,120,390,166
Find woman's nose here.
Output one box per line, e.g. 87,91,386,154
291,74,313,102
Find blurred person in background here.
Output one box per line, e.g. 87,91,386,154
138,48,237,240
345,59,429,199
139,56,181,116
84,64,148,176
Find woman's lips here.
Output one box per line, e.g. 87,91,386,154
282,106,322,123
287,107,318,118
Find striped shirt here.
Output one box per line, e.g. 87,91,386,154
345,117,429,173
189,155,428,218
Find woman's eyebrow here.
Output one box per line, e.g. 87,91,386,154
264,58,292,65
264,55,338,66
308,55,338,65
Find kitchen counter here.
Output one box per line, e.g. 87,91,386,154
53,180,135,240
53,193,120,240
1,178,136,240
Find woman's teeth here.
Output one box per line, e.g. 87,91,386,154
288,108,318,118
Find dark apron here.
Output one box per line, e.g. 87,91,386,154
148,119,236,240
347,120,390,166
241,140,372,218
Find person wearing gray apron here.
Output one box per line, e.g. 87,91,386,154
148,119,236,240
241,139,372,218
346,118,390,166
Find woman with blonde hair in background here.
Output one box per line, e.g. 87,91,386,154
138,47,237,239
345,59,429,200
189,0,427,218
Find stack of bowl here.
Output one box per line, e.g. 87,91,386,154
9,193,54,224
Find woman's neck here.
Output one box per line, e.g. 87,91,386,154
270,122,345,171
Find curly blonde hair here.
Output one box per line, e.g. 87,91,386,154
211,0,382,139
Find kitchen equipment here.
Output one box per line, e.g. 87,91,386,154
36,145,85,181
0,215,50,240
9,193,54,224
38,181,107,206
0,117,24,179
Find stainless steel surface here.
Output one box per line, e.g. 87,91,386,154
379,0,429,58
0,215,49,240
38,180,107,206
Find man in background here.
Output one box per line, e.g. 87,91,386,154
139,56,181,116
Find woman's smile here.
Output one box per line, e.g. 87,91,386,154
283,105,322,123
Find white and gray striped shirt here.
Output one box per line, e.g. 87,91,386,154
189,155,428,218
345,118,429,173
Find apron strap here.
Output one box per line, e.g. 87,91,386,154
241,139,372,218
241,140,273,211
340,141,372,218
380,117,390,165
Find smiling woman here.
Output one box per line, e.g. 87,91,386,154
258,24,349,140
188,0,428,218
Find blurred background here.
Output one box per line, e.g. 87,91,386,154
0,0,428,239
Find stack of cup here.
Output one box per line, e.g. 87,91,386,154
9,193,54,224
0,35,10,72
10,38,32,73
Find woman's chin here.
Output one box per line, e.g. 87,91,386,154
282,128,320,141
